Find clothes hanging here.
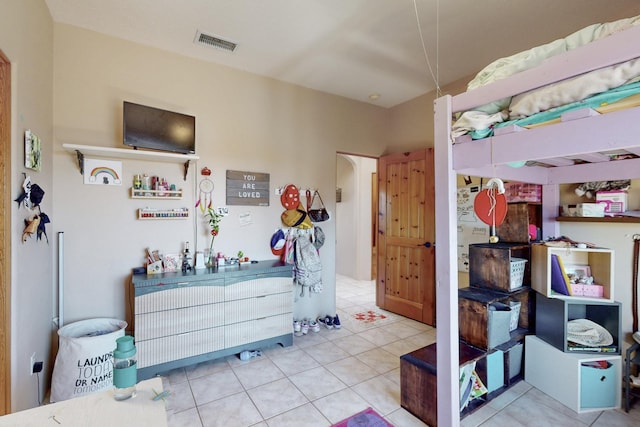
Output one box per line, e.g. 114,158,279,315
293,235,322,297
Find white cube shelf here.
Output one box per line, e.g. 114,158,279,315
525,335,621,413
531,244,614,302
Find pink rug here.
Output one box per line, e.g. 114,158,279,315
331,407,394,427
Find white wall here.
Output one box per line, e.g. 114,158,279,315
0,0,54,412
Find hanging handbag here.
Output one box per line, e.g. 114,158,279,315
307,190,330,222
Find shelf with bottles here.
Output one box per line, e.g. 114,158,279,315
130,187,183,199
137,208,189,220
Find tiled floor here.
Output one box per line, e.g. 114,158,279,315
163,275,640,427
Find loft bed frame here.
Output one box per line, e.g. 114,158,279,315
433,24,640,426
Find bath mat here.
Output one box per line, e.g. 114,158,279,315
331,407,394,427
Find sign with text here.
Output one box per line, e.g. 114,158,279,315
226,170,270,206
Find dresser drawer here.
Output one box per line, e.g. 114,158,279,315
224,291,292,324
225,276,292,301
135,303,224,340
225,313,292,348
137,327,225,368
135,284,225,314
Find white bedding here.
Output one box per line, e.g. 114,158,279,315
467,15,640,114
452,15,640,139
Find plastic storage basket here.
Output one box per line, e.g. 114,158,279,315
510,258,527,289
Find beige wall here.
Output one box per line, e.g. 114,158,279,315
51,24,391,333
335,154,376,280
0,0,54,412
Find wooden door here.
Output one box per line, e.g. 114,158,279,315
0,49,11,415
371,172,378,279
377,149,435,325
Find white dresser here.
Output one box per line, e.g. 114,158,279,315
131,261,293,379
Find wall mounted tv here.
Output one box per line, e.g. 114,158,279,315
123,101,196,154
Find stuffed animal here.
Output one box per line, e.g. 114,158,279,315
575,180,630,199
22,215,40,242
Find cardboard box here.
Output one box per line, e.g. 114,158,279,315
571,284,604,298
596,190,627,214
561,203,605,217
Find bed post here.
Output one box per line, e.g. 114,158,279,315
434,94,460,427
541,184,560,239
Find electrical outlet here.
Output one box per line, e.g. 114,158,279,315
275,187,283,196
30,352,36,376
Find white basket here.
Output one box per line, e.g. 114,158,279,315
509,301,521,331
510,258,527,289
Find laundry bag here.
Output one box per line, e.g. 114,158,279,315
50,318,127,402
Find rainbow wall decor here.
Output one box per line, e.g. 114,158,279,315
83,158,122,186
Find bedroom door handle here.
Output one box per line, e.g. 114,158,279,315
419,241,434,248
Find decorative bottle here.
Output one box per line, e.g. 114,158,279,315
113,335,137,401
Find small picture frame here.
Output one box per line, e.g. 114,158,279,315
162,253,179,273
564,264,591,279
25,129,42,171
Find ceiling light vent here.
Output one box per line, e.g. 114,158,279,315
194,31,237,52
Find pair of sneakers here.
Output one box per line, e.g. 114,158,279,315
293,319,320,336
317,314,341,329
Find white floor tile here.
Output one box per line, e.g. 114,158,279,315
246,378,308,419
162,274,640,427
288,366,347,401
198,391,263,427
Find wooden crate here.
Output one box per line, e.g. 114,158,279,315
496,202,540,243
400,342,486,427
459,287,533,350
469,243,531,292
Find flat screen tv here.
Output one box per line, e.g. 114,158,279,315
123,101,196,154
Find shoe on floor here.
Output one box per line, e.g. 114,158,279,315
332,314,341,329
309,319,321,333
239,350,262,361
301,319,309,335
318,315,334,329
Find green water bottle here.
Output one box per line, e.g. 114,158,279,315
113,335,137,401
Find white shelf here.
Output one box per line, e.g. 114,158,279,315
62,143,199,180
525,335,621,413
63,143,199,162
130,188,183,199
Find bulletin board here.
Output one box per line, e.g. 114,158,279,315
457,185,489,272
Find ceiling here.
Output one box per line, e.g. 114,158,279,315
45,0,640,108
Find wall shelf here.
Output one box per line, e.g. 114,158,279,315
556,216,640,223
62,143,199,180
137,208,189,220
130,188,183,199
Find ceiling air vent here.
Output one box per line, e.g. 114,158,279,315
194,31,237,53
